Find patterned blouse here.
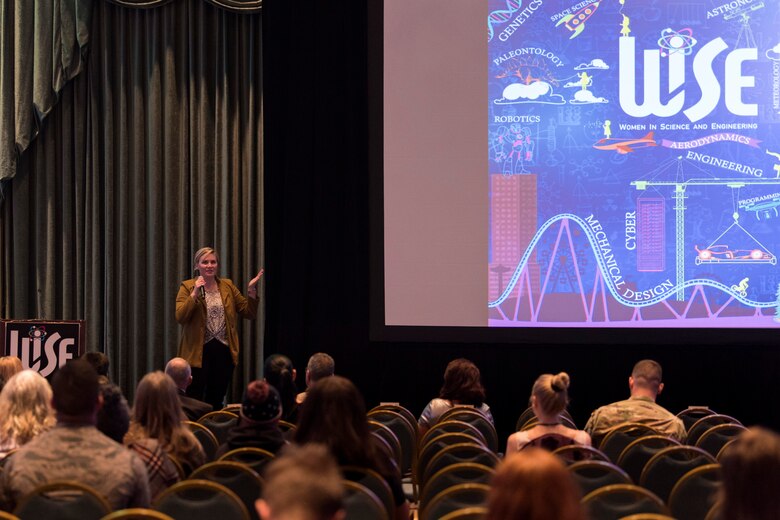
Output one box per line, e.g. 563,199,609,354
203,289,227,345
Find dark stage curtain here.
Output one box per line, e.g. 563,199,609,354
0,0,264,401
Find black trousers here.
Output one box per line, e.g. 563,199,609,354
187,338,234,410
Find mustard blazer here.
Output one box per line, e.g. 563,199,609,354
175,277,259,367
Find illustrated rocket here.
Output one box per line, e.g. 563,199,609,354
556,2,600,39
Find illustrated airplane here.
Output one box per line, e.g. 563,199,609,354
555,2,600,39
592,132,657,154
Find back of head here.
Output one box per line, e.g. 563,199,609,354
165,357,192,389
0,356,24,384
260,444,344,520
532,372,570,417
294,376,371,466
631,359,663,393
0,370,55,444
265,354,298,411
97,383,130,443
133,371,183,440
307,353,335,384
242,380,282,425
485,448,585,520
52,359,100,417
440,358,486,406
81,352,110,378
720,427,780,520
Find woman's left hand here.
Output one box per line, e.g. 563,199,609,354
247,269,264,297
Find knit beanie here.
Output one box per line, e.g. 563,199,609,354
241,380,283,424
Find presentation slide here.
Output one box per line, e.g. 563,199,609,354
382,0,780,330
488,0,780,327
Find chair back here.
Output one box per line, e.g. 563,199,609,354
183,421,220,463
420,420,487,449
197,411,239,446
598,423,659,462
190,461,264,520
639,446,717,503
520,433,579,452
13,481,112,520
519,415,578,431
342,480,389,520
618,515,677,520
616,435,680,483
101,509,175,520
153,479,249,520
219,447,276,476
419,463,494,512
686,414,741,446
417,434,484,487
341,466,395,519
676,407,717,432
368,421,403,470
437,408,498,453
278,420,297,433
422,443,499,487
369,404,418,436
552,445,610,465
567,460,632,496
420,483,489,520
668,464,721,520
695,423,747,457
438,507,488,520
366,409,417,476
582,484,669,520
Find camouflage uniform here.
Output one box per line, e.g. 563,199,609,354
584,396,686,445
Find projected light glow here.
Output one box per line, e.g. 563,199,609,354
487,0,780,327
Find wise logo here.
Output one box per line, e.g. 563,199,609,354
7,326,77,377
619,36,757,122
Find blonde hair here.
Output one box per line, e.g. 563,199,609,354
532,372,570,416
193,247,219,270
128,372,204,469
0,370,56,448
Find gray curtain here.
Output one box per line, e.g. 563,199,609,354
0,0,264,402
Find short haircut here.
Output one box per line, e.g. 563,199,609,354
165,357,192,387
307,353,335,383
631,360,663,390
262,444,343,519
193,247,219,270
81,352,110,377
51,359,100,416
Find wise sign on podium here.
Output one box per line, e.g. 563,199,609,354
0,320,85,378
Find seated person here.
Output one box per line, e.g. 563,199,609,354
719,427,780,520
485,448,586,520
418,358,494,437
216,380,287,458
256,444,344,520
81,351,111,385
296,352,335,405
584,359,686,445
165,357,213,421
506,372,590,453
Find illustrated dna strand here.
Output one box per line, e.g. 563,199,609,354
488,0,523,41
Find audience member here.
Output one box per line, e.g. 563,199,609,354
506,372,590,453
81,351,111,384
216,380,287,458
0,370,56,458
0,357,23,393
165,357,213,421
296,353,335,404
719,427,780,520
265,354,299,423
584,359,686,445
485,448,586,520
294,376,409,520
418,358,494,437
124,371,205,476
256,444,344,520
96,383,131,443
0,359,150,510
